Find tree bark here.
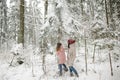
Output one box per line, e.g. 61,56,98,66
3,0,7,34
41,0,48,75
55,3,63,42
3,0,8,53
84,31,88,75
32,2,36,46
109,0,116,30
93,44,96,63
105,0,109,28
90,1,94,20
18,0,24,46
44,0,48,23
80,0,84,16
116,0,120,18
0,0,7,52
41,39,47,75
109,52,113,76
58,28,62,43
0,1,2,51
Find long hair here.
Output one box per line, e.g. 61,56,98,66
56,43,62,51
68,44,70,48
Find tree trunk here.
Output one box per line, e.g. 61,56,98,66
80,0,84,16
0,1,2,51
90,1,94,20
41,0,48,75
84,31,88,75
58,28,62,43
109,0,112,19
109,0,116,30
93,44,96,63
18,0,24,46
109,52,113,76
44,0,48,23
42,52,46,75
4,0,8,53
41,39,47,75
0,0,7,52
32,62,35,77
32,2,36,46
3,0,7,35
116,0,120,18
55,3,63,42
105,0,109,28
9,55,16,66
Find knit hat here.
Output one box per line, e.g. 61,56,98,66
68,39,75,44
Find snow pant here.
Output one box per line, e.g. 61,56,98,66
58,64,68,74
69,66,78,75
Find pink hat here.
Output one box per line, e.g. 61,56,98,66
68,39,75,44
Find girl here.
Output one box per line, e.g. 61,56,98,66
67,39,79,77
56,43,68,76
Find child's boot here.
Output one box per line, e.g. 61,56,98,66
59,72,62,76
70,73,74,77
75,73,79,77
64,68,68,72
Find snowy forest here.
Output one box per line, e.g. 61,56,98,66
0,0,120,80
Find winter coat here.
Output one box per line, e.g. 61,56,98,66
56,47,66,64
67,43,76,66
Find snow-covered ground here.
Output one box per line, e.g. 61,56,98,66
0,47,120,80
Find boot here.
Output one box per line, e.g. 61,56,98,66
64,68,68,72
70,73,74,77
59,72,62,76
75,73,79,77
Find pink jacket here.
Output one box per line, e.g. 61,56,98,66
56,47,66,64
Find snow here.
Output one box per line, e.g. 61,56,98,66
0,45,120,80
1,0,120,80
10,44,23,55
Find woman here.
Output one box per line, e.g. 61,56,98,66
56,42,68,76
67,39,79,77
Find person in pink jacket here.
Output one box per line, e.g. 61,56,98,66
56,43,68,76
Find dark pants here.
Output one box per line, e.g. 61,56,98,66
58,64,68,74
69,66,78,74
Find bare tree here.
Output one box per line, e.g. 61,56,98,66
18,0,24,46
105,0,109,28
93,44,96,63
55,2,63,42
44,0,48,23
40,0,48,75
80,0,84,16
0,0,7,53
109,52,113,76
84,31,88,75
